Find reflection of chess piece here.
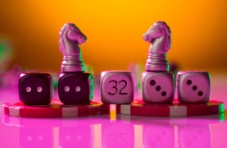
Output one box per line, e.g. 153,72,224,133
142,21,174,104
59,23,87,72
143,21,171,71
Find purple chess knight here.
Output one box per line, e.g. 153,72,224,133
142,21,174,104
143,21,171,72
59,23,87,72
58,23,94,105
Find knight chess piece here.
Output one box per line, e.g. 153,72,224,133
142,21,174,104
143,21,171,72
59,23,87,72
58,23,94,105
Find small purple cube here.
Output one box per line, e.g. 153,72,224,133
58,72,94,105
101,71,134,104
142,71,174,104
177,71,210,104
19,73,52,105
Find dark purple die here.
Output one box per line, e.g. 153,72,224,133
19,73,52,105
58,72,94,105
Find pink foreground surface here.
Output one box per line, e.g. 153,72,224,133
0,74,226,148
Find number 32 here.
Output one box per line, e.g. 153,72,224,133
108,80,128,95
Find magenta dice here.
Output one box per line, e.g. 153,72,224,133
142,71,174,104
101,71,134,104
58,72,94,105
19,73,53,105
177,71,210,104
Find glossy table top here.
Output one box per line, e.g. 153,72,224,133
0,74,226,148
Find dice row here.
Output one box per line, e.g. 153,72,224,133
102,71,210,104
19,72,94,105
18,71,210,105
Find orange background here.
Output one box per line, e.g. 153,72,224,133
0,0,226,74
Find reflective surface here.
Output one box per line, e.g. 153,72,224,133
0,74,226,148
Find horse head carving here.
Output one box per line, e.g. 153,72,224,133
59,23,87,72
143,21,171,71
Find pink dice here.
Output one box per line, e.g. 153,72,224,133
142,71,174,104
177,71,210,104
101,71,134,104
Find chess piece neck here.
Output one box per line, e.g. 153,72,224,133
145,54,169,71
61,55,85,72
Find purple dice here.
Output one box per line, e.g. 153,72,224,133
58,72,94,105
19,73,52,105
101,71,134,104
177,71,210,104
142,71,174,104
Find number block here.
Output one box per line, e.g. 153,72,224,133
101,71,134,104
142,71,174,104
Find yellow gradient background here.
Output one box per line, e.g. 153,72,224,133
0,0,226,73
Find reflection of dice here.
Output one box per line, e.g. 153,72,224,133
58,72,94,105
142,71,174,104
178,125,210,148
177,71,210,103
102,121,134,148
59,126,92,148
101,71,134,104
19,127,53,148
19,73,52,105
143,124,174,148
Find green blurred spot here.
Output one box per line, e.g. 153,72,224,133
219,112,225,122
0,44,7,60
219,103,225,121
89,74,95,100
